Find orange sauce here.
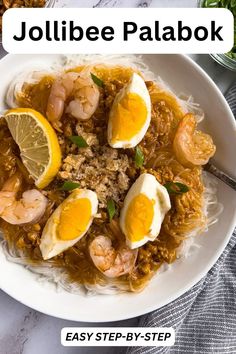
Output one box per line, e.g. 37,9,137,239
0,65,206,292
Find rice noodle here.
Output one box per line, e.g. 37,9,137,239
63,55,204,122
0,55,223,295
0,169,222,296
6,54,204,122
176,171,223,259
6,69,54,108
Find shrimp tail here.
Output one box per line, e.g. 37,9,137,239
52,121,63,133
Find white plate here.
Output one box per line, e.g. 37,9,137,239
0,54,235,322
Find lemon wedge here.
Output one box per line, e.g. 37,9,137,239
5,108,61,189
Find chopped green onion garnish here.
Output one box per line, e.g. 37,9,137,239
135,146,144,168
107,198,116,221
91,73,104,87
69,135,88,148
59,181,80,191
164,181,189,195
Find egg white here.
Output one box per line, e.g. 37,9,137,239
107,73,151,148
40,189,98,260
120,173,171,249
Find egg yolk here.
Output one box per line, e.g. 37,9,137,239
111,92,147,143
125,193,154,242
57,198,92,241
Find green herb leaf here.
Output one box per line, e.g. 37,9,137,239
69,135,88,148
231,0,236,7
107,198,116,221
164,182,189,195
91,73,104,87
59,181,80,191
204,0,220,7
202,0,236,59
135,146,144,168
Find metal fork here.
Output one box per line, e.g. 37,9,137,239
204,162,236,191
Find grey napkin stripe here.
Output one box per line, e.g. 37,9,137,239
127,232,236,354
127,83,236,354
226,82,236,114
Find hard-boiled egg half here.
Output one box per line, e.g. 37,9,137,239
120,173,171,249
107,73,151,148
40,189,98,260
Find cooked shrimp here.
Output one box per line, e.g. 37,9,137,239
46,68,100,131
46,72,78,131
89,235,137,278
173,113,216,168
66,68,100,121
0,172,47,225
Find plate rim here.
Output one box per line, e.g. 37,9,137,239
0,53,236,322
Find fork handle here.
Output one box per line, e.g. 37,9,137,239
205,163,236,192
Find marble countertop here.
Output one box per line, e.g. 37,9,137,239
55,0,197,7
1,1,236,354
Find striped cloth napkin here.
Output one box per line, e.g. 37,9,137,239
127,84,236,354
